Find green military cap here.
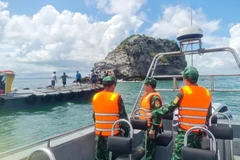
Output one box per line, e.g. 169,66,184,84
102,76,116,86
144,77,156,86
182,66,199,83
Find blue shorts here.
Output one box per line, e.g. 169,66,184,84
92,79,97,83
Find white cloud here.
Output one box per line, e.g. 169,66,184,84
0,1,239,78
85,0,147,16
0,0,7,10
146,5,240,74
147,5,221,38
189,24,240,74
0,2,143,77
229,24,240,52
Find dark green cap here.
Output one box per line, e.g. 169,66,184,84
144,77,156,86
182,66,199,83
102,76,116,86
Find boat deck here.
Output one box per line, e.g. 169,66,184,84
1,120,240,160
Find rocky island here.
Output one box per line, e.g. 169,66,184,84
93,34,187,81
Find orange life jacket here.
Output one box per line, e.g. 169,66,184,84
140,92,163,127
178,85,212,132
92,91,120,136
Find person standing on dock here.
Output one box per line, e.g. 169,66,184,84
76,71,82,86
149,66,212,160
51,71,57,89
60,72,70,88
92,76,129,160
139,77,163,160
91,72,98,89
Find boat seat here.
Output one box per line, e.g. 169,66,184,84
182,147,216,160
156,134,173,147
107,119,146,160
154,112,175,160
107,136,132,154
208,126,233,140
181,126,218,160
107,135,145,160
130,118,148,131
208,113,234,160
155,112,174,147
211,115,218,124
115,148,145,160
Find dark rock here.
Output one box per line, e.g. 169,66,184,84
93,34,187,81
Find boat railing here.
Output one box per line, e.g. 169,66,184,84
27,148,56,160
0,124,94,158
152,73,240,92
130,46,240,117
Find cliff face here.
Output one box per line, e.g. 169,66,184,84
93,34,187,80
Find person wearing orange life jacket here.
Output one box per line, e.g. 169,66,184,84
92,76,129,160
149,66,212,160
140,77,163,160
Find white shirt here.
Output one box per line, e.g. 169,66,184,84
52,74,56,81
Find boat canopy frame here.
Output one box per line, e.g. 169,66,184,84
130,46,240,117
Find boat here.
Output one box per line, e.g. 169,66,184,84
0,70,103,111
1,26,240,160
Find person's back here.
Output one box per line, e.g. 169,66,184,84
93,91,121,136
150,66,212,160
178,85,211,131
51,71,57,89
60,73,70,87
76,71,82,86
76,72,81,79
91,72,98,88
92,76,129,160
61,74,68,82
91,72,97,80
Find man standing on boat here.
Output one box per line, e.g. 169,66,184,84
92,76,129,160
149,66,212,160
140,77,163,160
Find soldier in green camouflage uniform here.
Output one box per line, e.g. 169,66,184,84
142,77,162,160
150,66,212,160
93,76,129,160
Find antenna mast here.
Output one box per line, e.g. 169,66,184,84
190,9,193,66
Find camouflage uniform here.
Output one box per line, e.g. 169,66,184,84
151,66,212,160
93,76,129,160
142,78,162,160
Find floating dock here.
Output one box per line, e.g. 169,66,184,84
0,84,103,111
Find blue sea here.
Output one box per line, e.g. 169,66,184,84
0,76,240,153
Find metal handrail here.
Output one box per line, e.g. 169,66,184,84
130,46,240,117
27,148,56,160
109,119,134,160
209,112,231,127
0,124,94,158
152,73,240,78
184,126,217,152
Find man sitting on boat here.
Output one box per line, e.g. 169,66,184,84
149,66,212,160
140,77,163,160
92,76,129,160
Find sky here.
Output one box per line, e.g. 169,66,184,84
0,0,240,78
